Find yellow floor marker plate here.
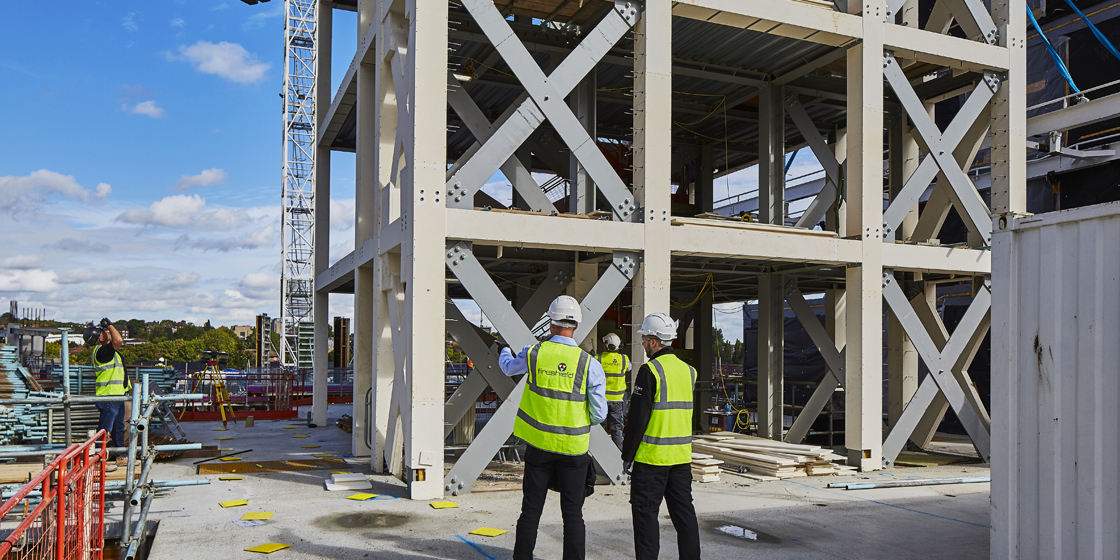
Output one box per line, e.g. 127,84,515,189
312,454,333,458
284,426,298,429
213,428,229,431
331,471,350,475
430,501,458,509
469,527,508,537
346,493,379,501
245,543,289,554
300,445,320,449
220,457,242,462
242,511,275,521
292,435,309,438
216,437,234,440
219,476,243,481
220,500,249,508
219,448,234,451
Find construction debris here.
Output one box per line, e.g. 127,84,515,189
692,432,854,479
336,415,353,433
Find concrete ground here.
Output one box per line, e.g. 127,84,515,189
143,405,990,560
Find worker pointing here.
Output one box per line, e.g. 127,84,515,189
623,313,701,560
499,295,607,560
597,332,630,450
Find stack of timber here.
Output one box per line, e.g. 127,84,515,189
691,453,723,483
692,432,853,480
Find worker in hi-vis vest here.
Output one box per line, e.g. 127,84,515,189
597,332,630,450
622,313,700,560
84,318,131,452
499,295,606,560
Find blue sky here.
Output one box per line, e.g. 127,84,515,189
1,2,821,341
2,2,361,327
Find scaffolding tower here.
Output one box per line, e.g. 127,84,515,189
279,0,318,367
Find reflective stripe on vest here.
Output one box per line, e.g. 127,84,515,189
597,351,629,402
634,353,695,466
514,341,592,455
92,345,129,396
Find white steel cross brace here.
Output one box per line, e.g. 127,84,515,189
446,72,557,212
886,0,998,44
787,97,845,229
784,281,847,443
443,265,572,437
443,241,638,494
881,274,992,466
448,0,642,220
883,53,997,245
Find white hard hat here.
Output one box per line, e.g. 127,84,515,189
548,295,582,326
602,333,621,350
637,313,677,341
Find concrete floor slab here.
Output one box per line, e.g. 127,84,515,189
142,406,990,560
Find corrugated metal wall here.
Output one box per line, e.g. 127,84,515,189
992,201,1120,560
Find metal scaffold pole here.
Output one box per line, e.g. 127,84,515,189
280,0,318,369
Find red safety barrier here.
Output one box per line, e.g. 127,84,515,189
0,431,108,560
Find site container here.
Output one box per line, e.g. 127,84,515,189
991,201,1120,559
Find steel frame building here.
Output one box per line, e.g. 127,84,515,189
309,0,1029,500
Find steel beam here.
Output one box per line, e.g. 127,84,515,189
784,282,846,444
449,0,640,221
880,276,992,466
442,243,636,493
883,58,994,244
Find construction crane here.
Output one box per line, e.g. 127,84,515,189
243,0,318,369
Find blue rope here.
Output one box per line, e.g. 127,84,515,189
784,149,799,174
1061,0,1120,64
1028,7,1082,93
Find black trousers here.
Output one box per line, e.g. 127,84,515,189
515,445,591,560
601,400,625,450
630,462,701,560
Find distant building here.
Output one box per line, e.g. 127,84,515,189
231,325,253,341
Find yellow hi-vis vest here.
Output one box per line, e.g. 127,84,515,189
514,341,592,456
596,351,629,402
92,345,129,396
634,353,696,466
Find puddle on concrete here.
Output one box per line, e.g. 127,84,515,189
711,524,782,544
314,512,410,530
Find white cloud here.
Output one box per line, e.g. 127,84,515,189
170,17,185,28
1,255,42,270
121,12,138,31
213,3,230,11
239,272,277,300
0,269,59,293
241,225,275,248
174,224,273,252
157,271,200,290
174,41,269,84
57,268,124,285
242,4,283,30
123,100,166,118
174,168,227,192
116,194,205,227
44,238,110,253
0,170,111,215
195,207,249,230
